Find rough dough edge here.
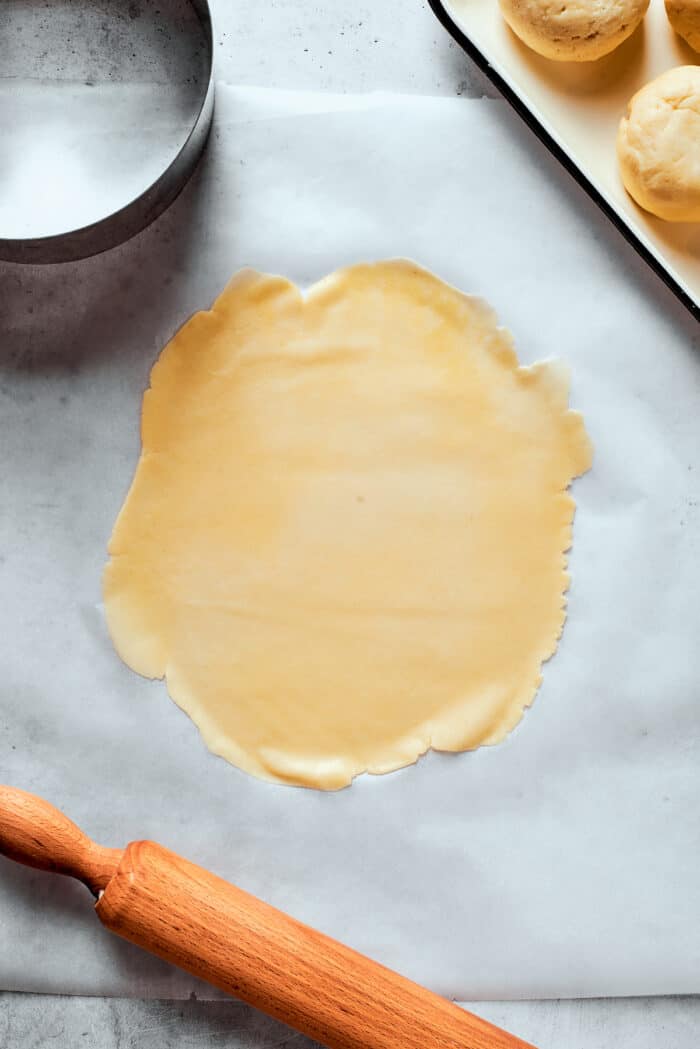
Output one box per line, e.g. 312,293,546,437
104,260,592,791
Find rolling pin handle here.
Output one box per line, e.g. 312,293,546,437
0,787,536,1048
0,786,122,896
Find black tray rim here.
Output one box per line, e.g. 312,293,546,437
427,0,699,323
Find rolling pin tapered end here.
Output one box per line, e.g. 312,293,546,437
0,785,122,896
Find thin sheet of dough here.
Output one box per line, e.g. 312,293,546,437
104,261,592,790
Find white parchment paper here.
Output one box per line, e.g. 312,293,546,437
0,87,698,1000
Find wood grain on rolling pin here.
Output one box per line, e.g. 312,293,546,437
0,788,534,1049
97,841,534,1049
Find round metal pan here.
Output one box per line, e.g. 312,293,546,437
0,0,214,264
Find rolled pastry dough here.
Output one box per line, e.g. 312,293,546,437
104,261,592,790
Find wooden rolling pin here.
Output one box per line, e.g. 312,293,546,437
0,786,535,1049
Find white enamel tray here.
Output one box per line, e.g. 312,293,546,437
429,0,700,320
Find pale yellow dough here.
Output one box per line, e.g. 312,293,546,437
104,262,592,790
666,0,700,51
499,0,649,61
617,66,700,223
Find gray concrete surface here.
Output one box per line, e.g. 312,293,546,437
217,0,496,97
1,993,699,1048
0,0,697,1046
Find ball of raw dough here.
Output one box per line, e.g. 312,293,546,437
617,66,700,223
665,0,700,51
499,0,650,61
